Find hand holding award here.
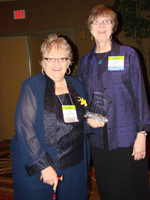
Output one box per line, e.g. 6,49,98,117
85,92,112,123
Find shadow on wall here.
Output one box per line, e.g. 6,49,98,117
59,35,79,77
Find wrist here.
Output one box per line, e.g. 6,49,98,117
138,131,147,136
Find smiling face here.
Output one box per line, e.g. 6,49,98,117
90,16,113,43
43,45,69,83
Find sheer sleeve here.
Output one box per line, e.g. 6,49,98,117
15,80,53,176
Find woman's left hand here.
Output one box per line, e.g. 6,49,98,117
132,132,146,160
87,118,108,128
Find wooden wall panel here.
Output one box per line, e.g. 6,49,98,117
0,36,29,141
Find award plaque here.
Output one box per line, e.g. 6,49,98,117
85,92,112,123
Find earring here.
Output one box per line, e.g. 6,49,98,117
66,67,71,75
110,34,112,40
42,68,45,75
91,34,93,40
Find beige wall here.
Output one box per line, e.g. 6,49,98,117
0,36,30,141
0,0,149,140
0,0,149,58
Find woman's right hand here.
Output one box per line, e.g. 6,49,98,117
41,166,58,190
87,118,108,128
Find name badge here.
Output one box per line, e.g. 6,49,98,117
62,105,79,123
108,56,124,70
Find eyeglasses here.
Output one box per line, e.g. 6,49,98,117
44,57,68,63
91,20,112,25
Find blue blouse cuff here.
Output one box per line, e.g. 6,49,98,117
25,152,53,176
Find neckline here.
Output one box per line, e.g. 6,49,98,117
95,50,111,55
56,93,69,96
95,50,111,65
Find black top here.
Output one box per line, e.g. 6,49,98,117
44,74,86,170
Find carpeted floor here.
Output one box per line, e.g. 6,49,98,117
0,139,150,200
0,140,13,200
0,140,100,200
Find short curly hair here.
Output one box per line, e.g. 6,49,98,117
39,34,73,67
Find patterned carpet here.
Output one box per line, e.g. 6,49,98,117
0,140,13,200
0,140,150,200
0,140,100,200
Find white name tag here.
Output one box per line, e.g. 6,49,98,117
62,105,79,123
108,56,124,70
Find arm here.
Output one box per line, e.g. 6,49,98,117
76,59,107,132
130,51,150,160
15,80,53,175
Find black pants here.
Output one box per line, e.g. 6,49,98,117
91,127,150,200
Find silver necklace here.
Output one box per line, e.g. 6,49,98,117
97,51,109,64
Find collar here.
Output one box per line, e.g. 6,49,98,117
89,40,120,69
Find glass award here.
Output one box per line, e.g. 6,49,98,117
85,92,112,123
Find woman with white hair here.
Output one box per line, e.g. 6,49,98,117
10,34,92,200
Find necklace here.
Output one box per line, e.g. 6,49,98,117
97,51,109,64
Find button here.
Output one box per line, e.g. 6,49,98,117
109,128,111,130
104,88,106,90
